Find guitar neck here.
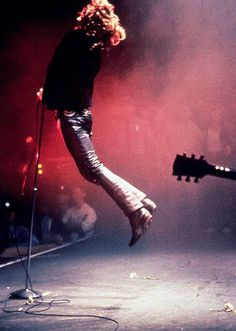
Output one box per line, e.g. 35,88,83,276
207,164,236,181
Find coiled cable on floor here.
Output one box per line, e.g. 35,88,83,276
2,298,120,330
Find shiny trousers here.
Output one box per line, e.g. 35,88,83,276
59,109,146,216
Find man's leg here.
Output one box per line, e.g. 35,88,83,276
59,109,156,246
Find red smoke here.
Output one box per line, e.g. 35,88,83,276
1,1,236,245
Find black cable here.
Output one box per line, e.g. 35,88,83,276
2,298,120,330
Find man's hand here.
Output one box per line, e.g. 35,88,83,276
36,87,43,102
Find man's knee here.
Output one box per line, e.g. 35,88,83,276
76,161,100,183
74,151,104,183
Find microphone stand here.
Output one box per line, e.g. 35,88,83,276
10,100,45,300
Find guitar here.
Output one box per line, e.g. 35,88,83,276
173,153,236,182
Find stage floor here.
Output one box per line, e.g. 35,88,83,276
0,234,236,331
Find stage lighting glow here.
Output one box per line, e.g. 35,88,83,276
37,163,43,174
25,136,33,144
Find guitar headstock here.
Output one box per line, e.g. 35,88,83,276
172,153,209,183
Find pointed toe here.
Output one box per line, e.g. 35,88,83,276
128,208,152,247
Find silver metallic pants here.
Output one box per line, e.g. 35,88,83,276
59,109,146,215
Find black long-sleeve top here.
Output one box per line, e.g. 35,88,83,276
43,29,102,110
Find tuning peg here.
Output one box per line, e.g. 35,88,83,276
194,177,199,183
177,175,182,181
191,154,195,159
186,176,190,182
183,153,186,158
200,155,204,160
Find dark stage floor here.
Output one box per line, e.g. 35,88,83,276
0,234,236,331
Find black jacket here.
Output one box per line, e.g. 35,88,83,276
43,29,102,110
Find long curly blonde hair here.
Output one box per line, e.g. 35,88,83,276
75,0,126,50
